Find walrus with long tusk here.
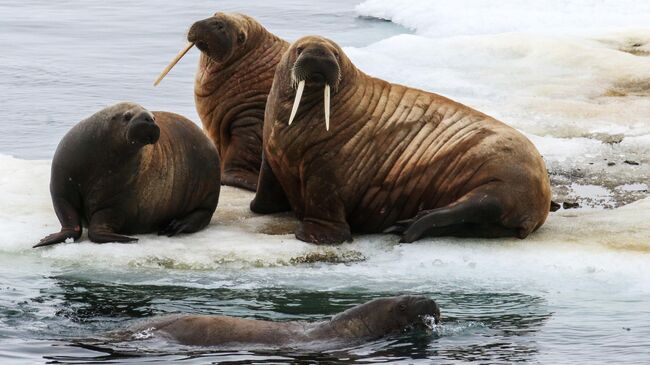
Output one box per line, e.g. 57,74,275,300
34,102,221,247
251,36,552,244
125,296,440,347
154,13,289,191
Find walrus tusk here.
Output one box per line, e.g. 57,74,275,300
288,80,305,125
324,84,330,131
153,42,194,86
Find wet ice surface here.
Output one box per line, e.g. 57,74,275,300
354,0,650,208
3,0,650,363
2,156,650,363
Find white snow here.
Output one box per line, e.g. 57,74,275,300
1,155,648,289
356,0,650,37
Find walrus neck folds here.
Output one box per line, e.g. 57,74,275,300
195,30,286,96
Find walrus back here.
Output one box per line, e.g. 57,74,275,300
335,77,550,233
127,112,221,232
137,315,307,346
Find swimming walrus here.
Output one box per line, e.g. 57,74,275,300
126,295,440,347
34,102,220,247
155,13,289,191
251,36,552,244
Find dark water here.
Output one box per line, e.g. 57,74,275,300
5,275,552,364
2,246,649,364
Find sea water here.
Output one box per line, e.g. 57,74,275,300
1,0,650,363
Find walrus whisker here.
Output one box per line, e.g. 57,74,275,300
288,80,305,125
324,84,330,131
153,42,194,86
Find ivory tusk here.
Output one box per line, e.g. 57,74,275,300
153,42,194,86
324,84,330,131
288,80,305,125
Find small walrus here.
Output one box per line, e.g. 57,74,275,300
34,102,220,247
126,296,440,347
155,13,289,191
251,36,552,244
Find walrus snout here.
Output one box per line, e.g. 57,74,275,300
401,296,441,325
187,16,235,63
292,47,340,88
127,112,160,146
287,44,340,130
416,297,441,325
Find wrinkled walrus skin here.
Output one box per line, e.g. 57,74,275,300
35,102,221,247
251,36,551,244
189,13,288,191
127,296,440,347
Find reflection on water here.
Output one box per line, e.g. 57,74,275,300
25,278,551,363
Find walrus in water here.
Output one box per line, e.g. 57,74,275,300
154,13,289,191
126,296,440,347
251,36,551,244
34,102,220,247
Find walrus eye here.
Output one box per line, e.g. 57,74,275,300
237,31,246,45
333,51,340,58
296,47,304,55
399,304,407,311
123,111,133,122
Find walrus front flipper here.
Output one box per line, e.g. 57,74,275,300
221,116,264,192
385,192,512,243
250,155,291,214
222,171,258,192
34,195,82,248
295,176,352,245
158,209,214,237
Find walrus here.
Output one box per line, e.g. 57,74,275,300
154,13,289,191
34,102,220,247
125,295,440,347
251,36,552,244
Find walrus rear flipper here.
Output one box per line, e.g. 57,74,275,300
384,192,515,243
158,208,214,237
88,210,137,243
88,230,138,244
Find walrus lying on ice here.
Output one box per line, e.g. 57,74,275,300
34,102,220,247
126,296,440,347
155,13,289,191
251,36,551,244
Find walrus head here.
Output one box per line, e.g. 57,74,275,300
117,104,160,147
154,13,263,86
187,13,252,64
328,295,441,339
283,36,351,131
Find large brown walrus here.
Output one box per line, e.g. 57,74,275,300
251,36,552,244
126,296,440,347
34,102,221,247
155,13,289,191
